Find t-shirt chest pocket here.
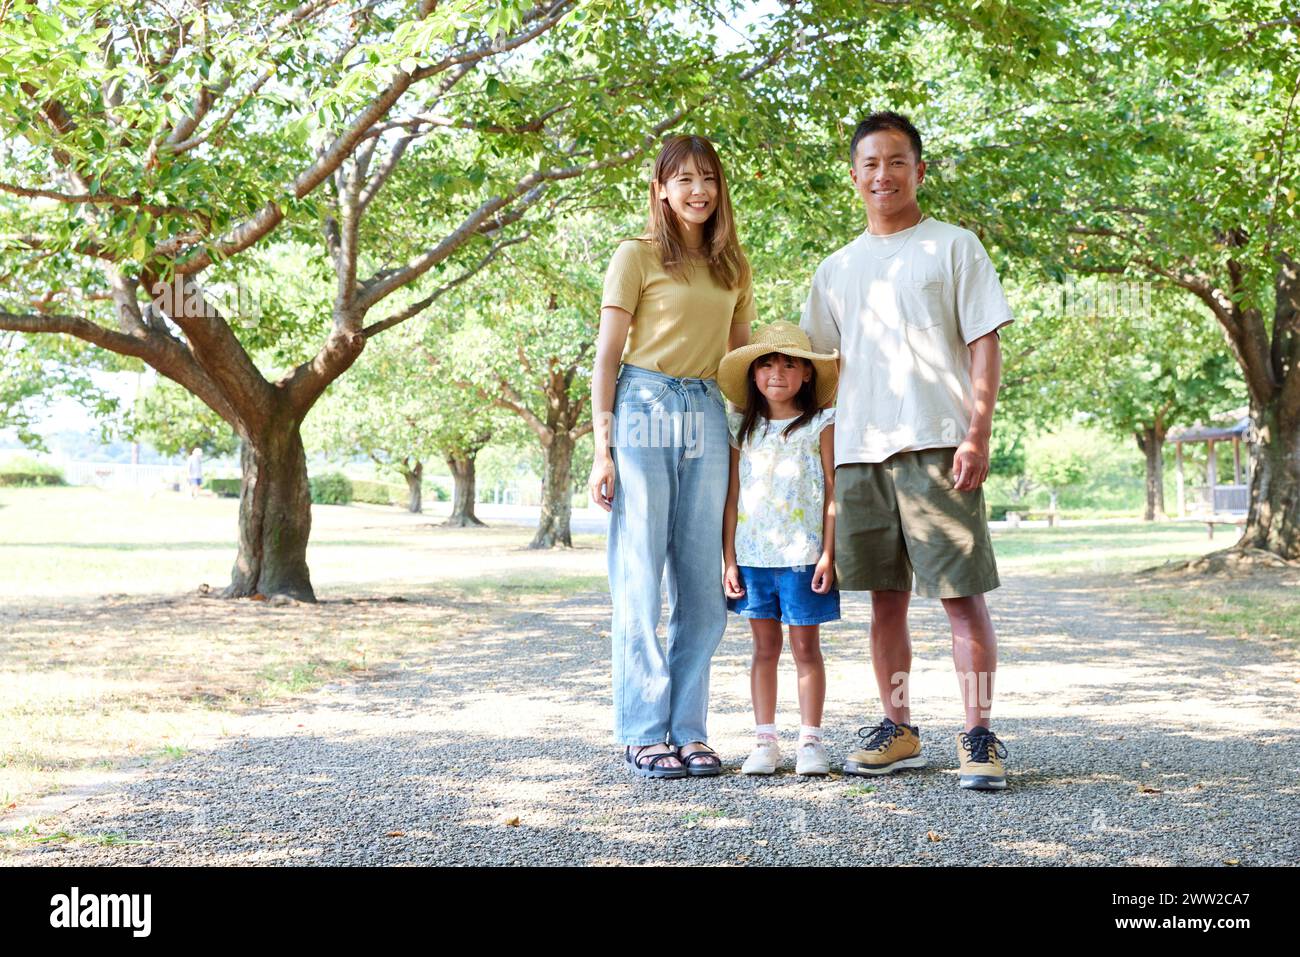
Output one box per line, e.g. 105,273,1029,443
894,280,948,330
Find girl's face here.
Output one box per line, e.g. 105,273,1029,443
752,354,811,407
656,156,718,234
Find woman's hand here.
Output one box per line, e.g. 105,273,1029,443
588,453,616,511
724,563,746,599
811,552,835,594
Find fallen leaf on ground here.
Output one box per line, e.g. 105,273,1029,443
1223,858,1240,866
927,831,943,842
1138,785,1162,794
504,816,520,827
385,831,405,838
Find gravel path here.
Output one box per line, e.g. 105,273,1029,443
9,575,1300,866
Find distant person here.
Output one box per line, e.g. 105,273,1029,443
800,111,1015,790
187,447,203,498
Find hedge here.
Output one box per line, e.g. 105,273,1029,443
208,478,241,497
352,479,406,506
0,470,66,486
0,458,66,486
207,476,449,506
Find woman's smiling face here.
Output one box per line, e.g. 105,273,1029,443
657,156,719,236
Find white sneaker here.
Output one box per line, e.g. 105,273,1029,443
741,740,781,775
795,740,830,776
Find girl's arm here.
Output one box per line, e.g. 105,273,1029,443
723,445,745,597
812,423,836,594
587,305,632,511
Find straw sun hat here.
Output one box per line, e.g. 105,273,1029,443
717,321,839,410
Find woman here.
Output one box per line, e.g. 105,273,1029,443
588,134,754,778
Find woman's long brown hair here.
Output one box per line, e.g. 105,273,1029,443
645,134,749,290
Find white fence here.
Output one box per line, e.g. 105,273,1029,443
57,460,187,490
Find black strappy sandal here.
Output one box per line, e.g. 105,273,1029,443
677,743,724,777
625,745,688,779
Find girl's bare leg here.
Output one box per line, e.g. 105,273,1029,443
788,624,825,730
749,618,784,726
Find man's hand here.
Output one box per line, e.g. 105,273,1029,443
952,433,989,492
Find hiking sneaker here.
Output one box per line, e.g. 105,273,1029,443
741,739,781,775
956,726,1008,790
795,740,830,776
843,718,926,776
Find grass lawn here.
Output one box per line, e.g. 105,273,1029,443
991,521,1228,576
1,486,1295,834
991,522,1300,645
0,486,605,820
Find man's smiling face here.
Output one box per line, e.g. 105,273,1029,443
849,128,926,218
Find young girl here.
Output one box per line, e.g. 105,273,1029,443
718,322,840,776
588,135,755,778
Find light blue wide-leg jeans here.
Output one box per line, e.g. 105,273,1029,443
608,364,729,746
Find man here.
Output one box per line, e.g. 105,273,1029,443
800,111,1013,790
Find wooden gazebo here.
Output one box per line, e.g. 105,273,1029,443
1166,411,1251,517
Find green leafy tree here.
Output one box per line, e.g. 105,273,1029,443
1,333,116,449
124,378,239,457
7,0,910,597
304,321,502,520
1026,428,1091,516
1002,281,1244,519
941,4,1300,555
449,273,594,548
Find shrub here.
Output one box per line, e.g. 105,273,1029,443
309,471,353,505
0,456,66,486
207,478,241,498
429,482,449,502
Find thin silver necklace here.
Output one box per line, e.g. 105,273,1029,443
866,214,926,261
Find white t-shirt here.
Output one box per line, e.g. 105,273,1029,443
800,215,1013,467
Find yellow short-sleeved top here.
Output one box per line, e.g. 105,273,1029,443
601,238,757,380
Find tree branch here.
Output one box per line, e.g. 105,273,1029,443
147,275,274,429
0,180,197,221
408,1,578,84
361,232,531,339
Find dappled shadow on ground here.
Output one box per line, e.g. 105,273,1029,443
11,575,1299,866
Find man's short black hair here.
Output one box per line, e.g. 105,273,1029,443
849,112,923,165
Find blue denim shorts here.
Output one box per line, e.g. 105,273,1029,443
727,565,841,626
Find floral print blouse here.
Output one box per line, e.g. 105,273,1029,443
728,409,835,567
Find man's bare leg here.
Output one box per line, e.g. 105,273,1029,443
941,593,997,731
870,589,912,725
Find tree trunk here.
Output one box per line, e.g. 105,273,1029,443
401,460,423,514
531,431,574,548
444,451,485,527
1136,425,1167,522
1238,399,1300,559
223,416,316,601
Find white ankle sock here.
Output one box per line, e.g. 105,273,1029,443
799,724,822,744
755,723,777,742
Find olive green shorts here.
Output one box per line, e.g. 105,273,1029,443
834,447,1000,598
